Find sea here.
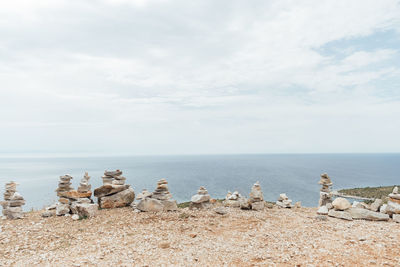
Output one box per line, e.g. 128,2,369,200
0,154,399,210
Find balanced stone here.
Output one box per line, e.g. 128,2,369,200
318,173,333,208
249,181,264,210
276,193,292,208
223,191,243,208
94,170,134,209
136,179,177,212
1,181,25,219
190,186,212,209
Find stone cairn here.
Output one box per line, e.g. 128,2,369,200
317,173,333,214
52,173,97,218
249,181,265,210
94,170,135,209
382,186,400,223
223,191,243,207
190,186,211,209
0,181,25,219
136,179,178,212
276,193,292,208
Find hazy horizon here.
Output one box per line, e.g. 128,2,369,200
1,0,400,155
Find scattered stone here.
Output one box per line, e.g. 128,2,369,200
41,210,55,218
315,215,328,221
190,186,212,209
294,201,301,208
332,197,351,211
276,193,292,208
393,214,400,223
0,182,25,219
94,170,135,209
317,206,328,215
72,214,79,221
214,207,227,215
159,242,170,249
328,209,353,221
348,207,389,221
136,179,177,212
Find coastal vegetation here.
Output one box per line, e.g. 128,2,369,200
338,185,399,201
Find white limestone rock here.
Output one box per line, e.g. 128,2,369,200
328,209,353,221
348,207,389,221
332,197,351,211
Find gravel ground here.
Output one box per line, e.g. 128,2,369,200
0,206,399,266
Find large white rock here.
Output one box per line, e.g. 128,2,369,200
191,194,211,204
137,198,163,212
332,197,351,211
347,207,389,221
328,209,353,221
393,214,400,223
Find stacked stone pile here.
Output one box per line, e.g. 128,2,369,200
136,179,178,212
318,173,333,208
223,191,243,208
0,182,25,219
102,170,126,185
386,186,400,216
94,170,135,209
53,173,98,218
276,193,292,208
190,186,211,209
249,181,264,210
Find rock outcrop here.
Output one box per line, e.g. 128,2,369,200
190,186,211,209
0,181,25,219
136,179,177,212
276,193,292,208
94,170,135,209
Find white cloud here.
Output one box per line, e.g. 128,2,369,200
0,0,399,154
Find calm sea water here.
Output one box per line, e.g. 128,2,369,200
0,154,399,210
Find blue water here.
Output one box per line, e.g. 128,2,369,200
0,154,399,210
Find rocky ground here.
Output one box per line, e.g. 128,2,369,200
0,206,399,266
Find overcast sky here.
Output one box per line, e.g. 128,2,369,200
0,0,400,155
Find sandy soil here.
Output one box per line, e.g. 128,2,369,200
0,206,399,266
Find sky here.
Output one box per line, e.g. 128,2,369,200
0,0,400,155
